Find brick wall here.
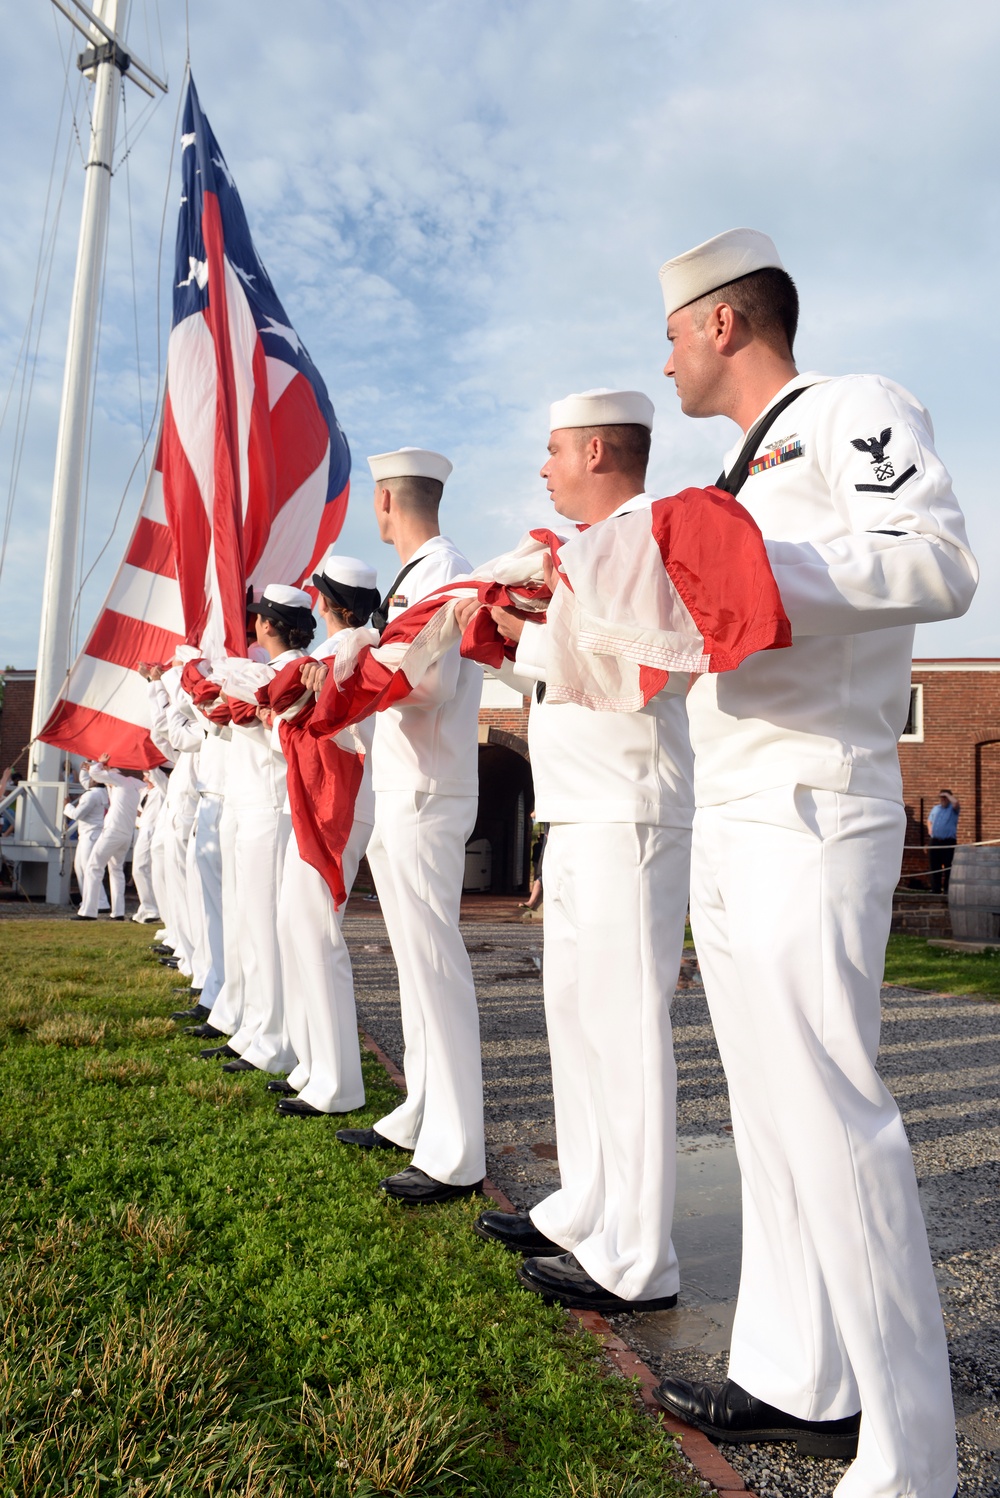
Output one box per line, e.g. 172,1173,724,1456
0,673,36,776
898,662,1000,849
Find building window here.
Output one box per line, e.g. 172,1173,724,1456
900,684,924,742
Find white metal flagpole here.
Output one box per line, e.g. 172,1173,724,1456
18,0,165,900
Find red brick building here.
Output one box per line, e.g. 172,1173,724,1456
0,671,35,778
898,661,1000,851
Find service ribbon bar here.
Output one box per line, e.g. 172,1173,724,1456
748,439,803,477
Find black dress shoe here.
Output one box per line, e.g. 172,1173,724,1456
517,1252,678,1313
474,1210,562,1255
159,957,180,969
151,943,174,954
109,915,125,921
70,914,97,921
221,1058,257,1073
277,1098,326,1117
651,1377,860,1459
171,1004,211,1022
335,1127,410,1152
380,1166,483,1203
185,1023,225,1039
200,1044,240,1060
266,1079,296,1095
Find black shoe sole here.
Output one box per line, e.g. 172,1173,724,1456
472,1220,560,1255
649,1388,859,1458
380,1180,484,1204
516,1263,677,1314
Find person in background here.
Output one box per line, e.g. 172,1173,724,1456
64,764,110,912
73,754,145,920
927,789,960,894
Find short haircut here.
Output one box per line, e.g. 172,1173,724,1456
690,266,799,356
382,475,443,518
575,423,651,478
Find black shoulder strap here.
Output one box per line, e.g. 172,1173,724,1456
715,385,809,499
371,555,424,635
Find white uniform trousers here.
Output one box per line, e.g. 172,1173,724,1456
187,794,225,1007
530,821,689,1301
279,818,371,1112
130,818,159,921
149,808,174,948
74,823,109,911
80,826,131,918
367,791,485,1186
228,805,294,1072
207,800,244,1036
163,804,198,975
691,785,955,1498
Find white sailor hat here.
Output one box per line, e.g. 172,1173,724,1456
367,447,453,485
658,228,785,320
549,388,654,432
246,583,315,631
311,554,381,626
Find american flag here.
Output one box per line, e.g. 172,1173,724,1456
40,75,350,767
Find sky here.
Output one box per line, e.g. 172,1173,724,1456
1,0,998,669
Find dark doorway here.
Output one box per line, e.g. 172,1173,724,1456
468,741,533,894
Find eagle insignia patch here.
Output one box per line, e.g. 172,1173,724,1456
851,426,917,494
851,427,895,483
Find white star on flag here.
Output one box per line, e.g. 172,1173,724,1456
180,132,196,150
262,317,304,355
178,257,209,289
212,154,236,189
233,264,257,287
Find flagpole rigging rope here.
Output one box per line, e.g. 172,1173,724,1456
0,29,80,589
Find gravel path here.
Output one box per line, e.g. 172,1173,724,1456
344,914,1000,1498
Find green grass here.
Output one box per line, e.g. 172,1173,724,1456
883,932,1000,1000
0,920,698,1498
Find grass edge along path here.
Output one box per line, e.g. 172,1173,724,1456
882,932,1000,1000
0,919,706,1498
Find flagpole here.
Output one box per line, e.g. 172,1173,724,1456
17,0,166,900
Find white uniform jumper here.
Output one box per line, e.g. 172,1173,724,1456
227,648,305,1073
278,631,374,1112
148,677,199,973
130,769,167,922
78,765,144,918
687,373,976,1498
367,536,486,1186
513,494,695,1302
65,781,110,911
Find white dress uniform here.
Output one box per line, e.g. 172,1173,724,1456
65,781,110,911
685,370,976,1498
78,765,145,918
226,645,306,1072
367,534,486,1186
277,629,374,1112
512,491,695,1302
147,673,202,976
130,769,168,922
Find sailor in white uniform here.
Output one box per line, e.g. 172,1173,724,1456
64,766,110,912
648,229,976,1498
218,585,314,1077
335,447,486,1203
272,554,381,1117
130,767,168,923
74,755,145,920
467,389,695,1313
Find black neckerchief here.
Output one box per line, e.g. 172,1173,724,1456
715,385,809,499
371,555,424,636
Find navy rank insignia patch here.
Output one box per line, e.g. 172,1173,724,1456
850,427,917,493
748,436,803,476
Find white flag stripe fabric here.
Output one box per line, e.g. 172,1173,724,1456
39,458,187,768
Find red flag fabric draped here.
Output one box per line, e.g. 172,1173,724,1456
261,659,365,908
